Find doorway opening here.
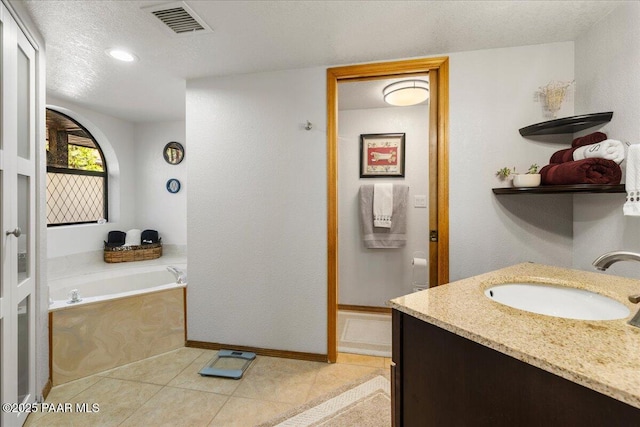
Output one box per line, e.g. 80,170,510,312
327,58,450,362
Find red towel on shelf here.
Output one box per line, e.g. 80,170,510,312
550,132,608,163
571,131,607,148
550,146,578,163
540,158,622,185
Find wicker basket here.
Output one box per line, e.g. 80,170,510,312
104,242,162,263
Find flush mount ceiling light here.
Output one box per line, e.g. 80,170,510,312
106,48,138,62
383,79,429,106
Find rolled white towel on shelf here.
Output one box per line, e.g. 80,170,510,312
573,139,625,164
624,144,640,216
124,229,141,246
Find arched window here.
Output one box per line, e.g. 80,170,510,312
46,108,108,226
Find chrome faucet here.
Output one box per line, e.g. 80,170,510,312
167,266,187,284
167,265,187,285
592,251,640,327
592,251,640,272
67,289,82,304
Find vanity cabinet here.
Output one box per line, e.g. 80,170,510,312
392,310,640,426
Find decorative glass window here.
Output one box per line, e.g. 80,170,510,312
46,109,108,226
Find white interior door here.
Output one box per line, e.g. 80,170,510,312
1,2,37,426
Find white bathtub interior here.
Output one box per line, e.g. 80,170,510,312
48,263,187,311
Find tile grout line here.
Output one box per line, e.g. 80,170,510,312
203,393,232,426
116,382,166,426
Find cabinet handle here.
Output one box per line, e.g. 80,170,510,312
6,228,21,238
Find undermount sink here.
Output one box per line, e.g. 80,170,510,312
484,283,630,320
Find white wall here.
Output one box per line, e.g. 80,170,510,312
46,97,137,258
186,42,580,354
338,106,429,305
134,121,187,246
573,2,640,278
448,42,575,281
186,68,327,354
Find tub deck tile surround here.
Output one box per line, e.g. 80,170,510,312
52,288,185,385
389,262,640,409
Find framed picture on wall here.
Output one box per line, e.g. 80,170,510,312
359,133,406,178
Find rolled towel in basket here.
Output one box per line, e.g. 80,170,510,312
105,230,126,248
141,229,159,244
550,139,625,164
124,229,141,246
540,158,622,185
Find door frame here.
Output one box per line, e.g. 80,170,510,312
326,57,450,362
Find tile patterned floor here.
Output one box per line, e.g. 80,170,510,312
25,348,391,427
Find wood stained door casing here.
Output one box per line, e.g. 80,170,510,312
326,57,450,362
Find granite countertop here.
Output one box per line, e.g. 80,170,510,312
388,262,640,409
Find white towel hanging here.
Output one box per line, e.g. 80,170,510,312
360,184,409,248
624,144,640,216
373,183,393,228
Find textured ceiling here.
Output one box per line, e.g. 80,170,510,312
21,0,622,122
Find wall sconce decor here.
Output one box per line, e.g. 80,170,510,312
537,80,574,118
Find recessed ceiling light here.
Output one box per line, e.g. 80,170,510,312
106,48,138,62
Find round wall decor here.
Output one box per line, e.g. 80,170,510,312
166,178,181,193
163,141,185,164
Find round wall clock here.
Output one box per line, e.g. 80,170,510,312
166,178,181,193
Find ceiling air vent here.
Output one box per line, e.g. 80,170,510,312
142,2,212,36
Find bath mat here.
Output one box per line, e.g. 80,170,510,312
198,349,256,379
338,311,392,357
258,373,390,426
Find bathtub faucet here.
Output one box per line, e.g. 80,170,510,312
167,266,187,284
68,289,82,304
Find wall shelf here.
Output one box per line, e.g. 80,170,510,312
492,184,625,195
497,112,619,196
518,112,613,136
